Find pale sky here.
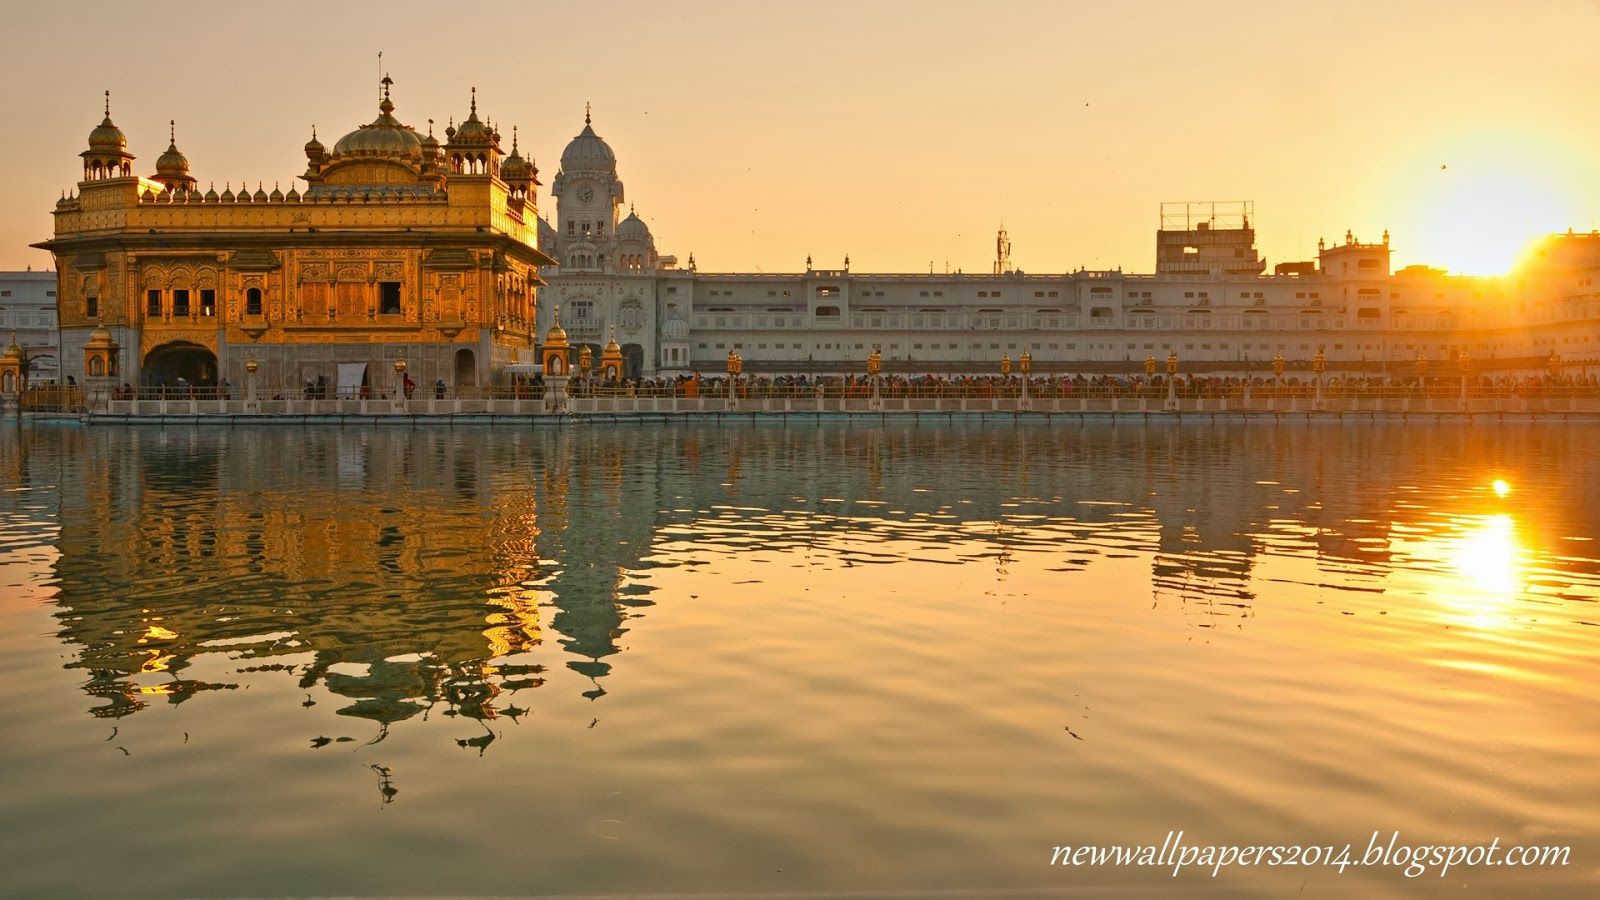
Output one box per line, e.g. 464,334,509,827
4,0,1599,276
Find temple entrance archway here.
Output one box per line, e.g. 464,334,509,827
143,342,217,388
454,348,476,387
622,344,644,381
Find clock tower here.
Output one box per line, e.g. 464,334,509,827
551,105,623,271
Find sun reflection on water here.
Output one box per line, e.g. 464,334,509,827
1446,512,1524,630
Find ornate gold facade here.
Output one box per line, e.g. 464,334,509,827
34,82,556,392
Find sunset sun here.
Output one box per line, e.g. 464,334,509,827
1402,144,1580,276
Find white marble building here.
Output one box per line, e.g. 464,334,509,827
0,269,62,382
537,116,1600,379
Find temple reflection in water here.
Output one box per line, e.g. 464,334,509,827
6,421,1598,732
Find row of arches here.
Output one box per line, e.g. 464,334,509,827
133,343,480,388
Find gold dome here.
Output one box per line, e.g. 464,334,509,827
155,122,189,176
331,80,422,159
449,88,494,146
88,116,127,151
2,340,22,360
544,306,569,347
501,127,531,182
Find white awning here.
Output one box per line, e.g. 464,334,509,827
336,362,369,399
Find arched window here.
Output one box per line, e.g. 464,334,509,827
246,288,263,316
89,357,104,377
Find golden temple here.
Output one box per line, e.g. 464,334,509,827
33,79,555,394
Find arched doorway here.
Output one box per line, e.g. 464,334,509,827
622,344,645,381
144,342,217,388
454,348,476,387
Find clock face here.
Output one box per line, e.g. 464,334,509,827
576,185,595,203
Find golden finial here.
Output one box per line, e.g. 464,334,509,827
427,118,434,137
585,101,591,125
169,119,176,144
104,89,110,118
470,86,477,116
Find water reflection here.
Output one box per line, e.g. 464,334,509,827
4,421,1599,738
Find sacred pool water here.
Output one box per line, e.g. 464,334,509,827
1,421,1596,897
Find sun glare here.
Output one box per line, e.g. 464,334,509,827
1446,513,1524,629
1393,137,1582,276
1492,479,1511,499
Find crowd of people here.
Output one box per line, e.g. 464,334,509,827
557,370,1600,401
80,367,1600,404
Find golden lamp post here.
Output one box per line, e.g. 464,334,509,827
1312,346,1326,411
244,356,259,410
1548,350,1562,380
1000,353,1012,377
1144,353,1157,402
1457,349,1471,409
1416,354,1429,385
1165,350,1179,411
1018,349,1032,409
725,348,743,407
578,344,594,376
1272,352,1285,397
392,358,407,409
866,344,883,409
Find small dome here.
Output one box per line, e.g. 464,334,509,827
155,143,188,176
269,183,284,202
502,152,528,181
285,185,300,202
220,184,235,202
561,115,616,172
87,108,126,151
204,184,219,202
501,127,531,182
662,308,689,340
3,340,22,360
253,184,268,202
544,307,569,346
604,331,621,354
86,327,115,347
304,126,325,157
617,210,651,241
450,88,494,146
